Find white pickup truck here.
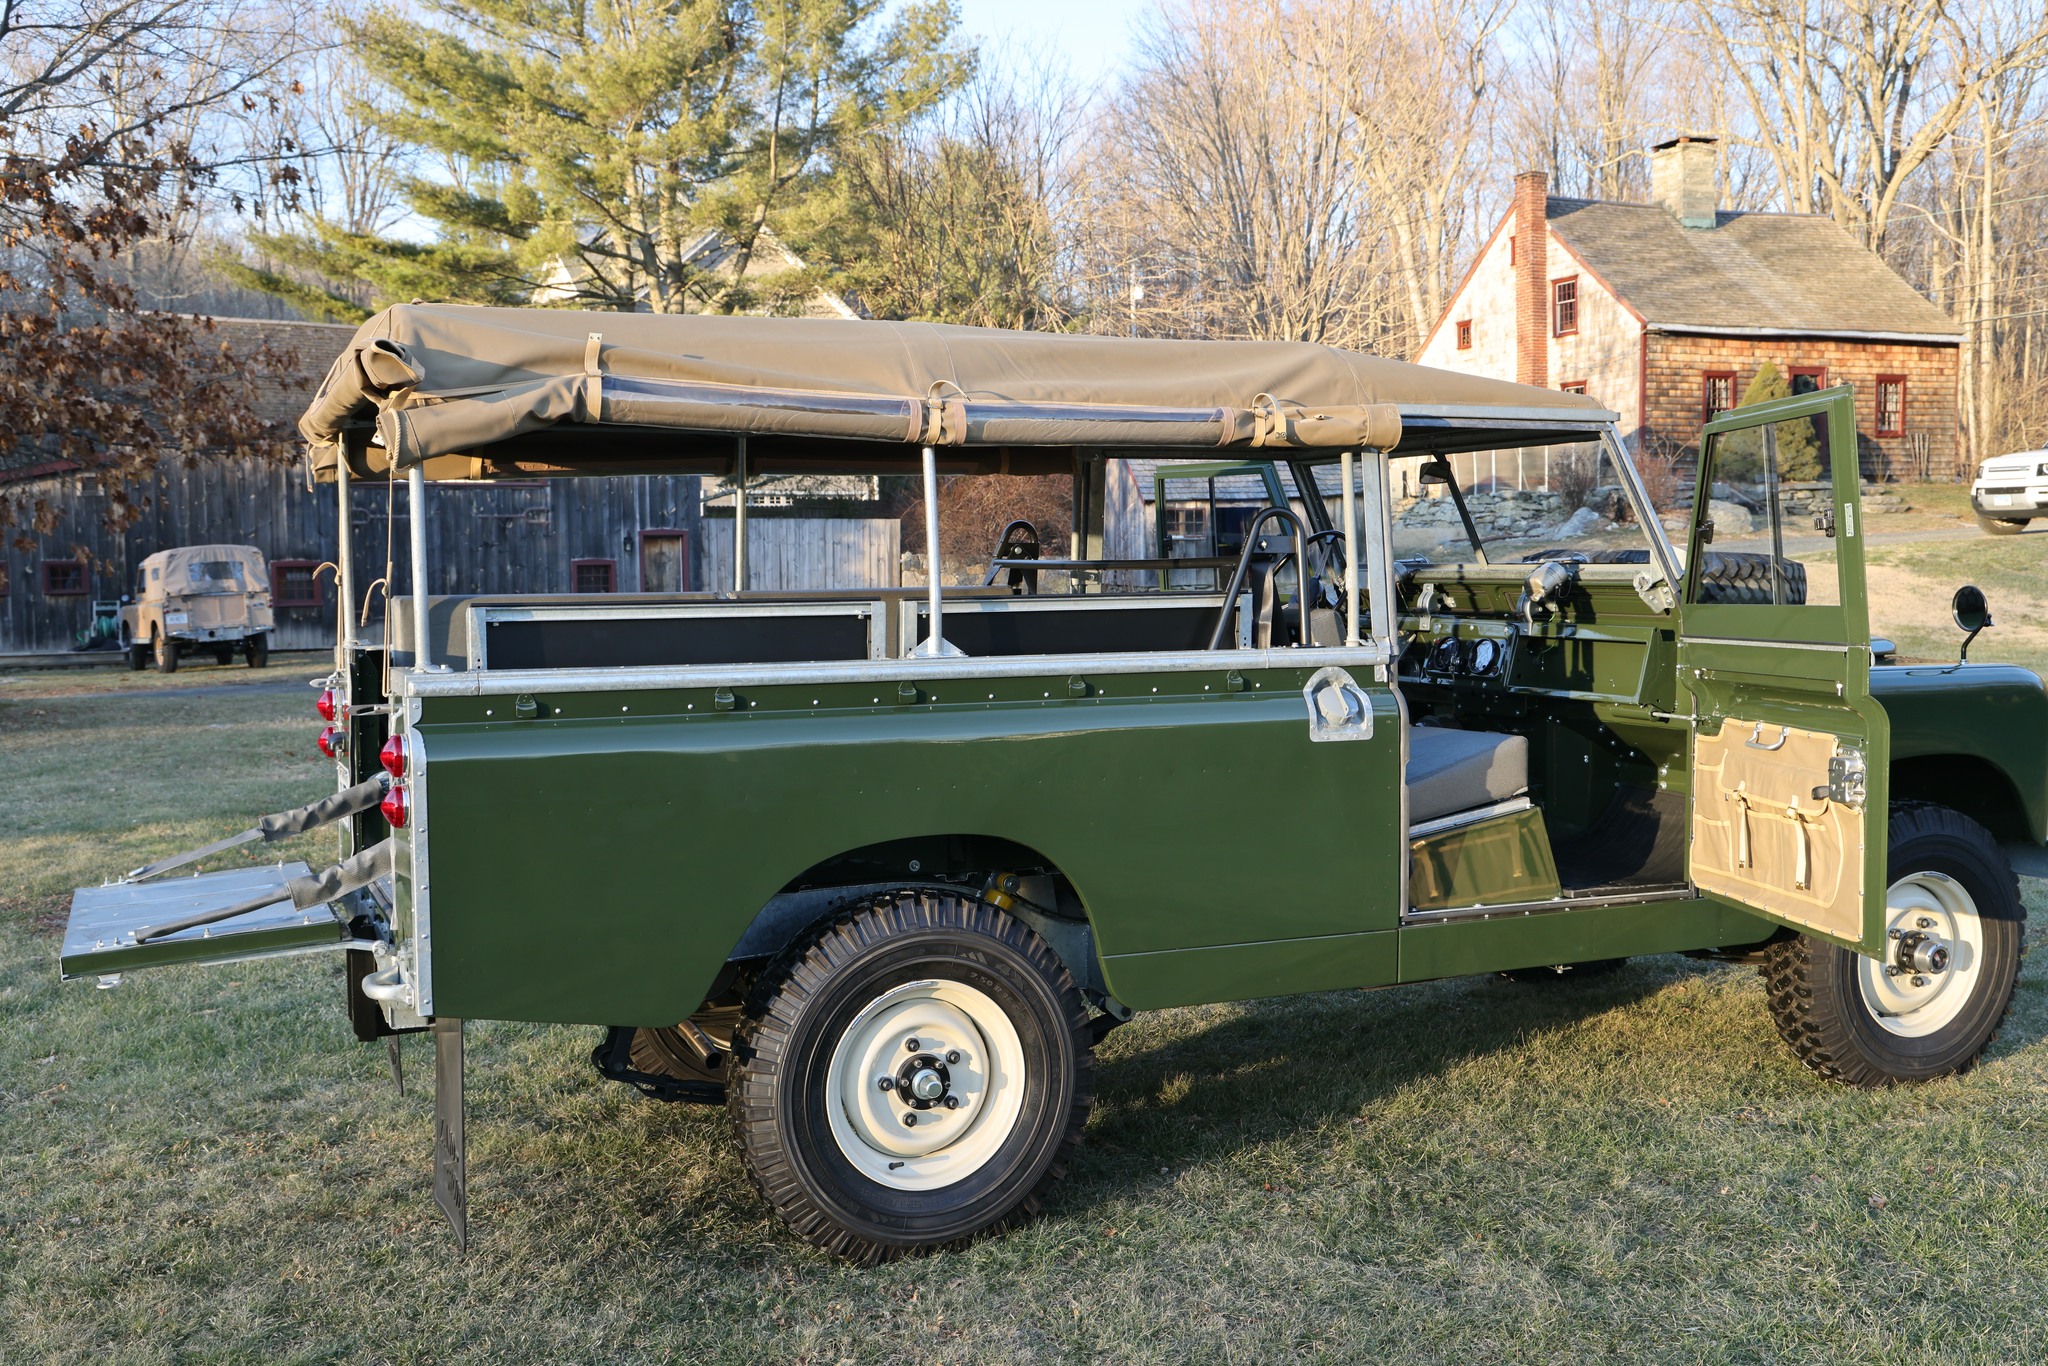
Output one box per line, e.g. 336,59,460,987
1972,449,2048,534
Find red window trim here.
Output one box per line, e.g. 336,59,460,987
269,558,323,608
1551,276,1579,336
1701,371,1737,425
571,557,617,593
41,558,87,596
1789,364,1828,392
1874,374,1907,437
1454,319,1473,351
1559,380,1588,394
1508,235,1516,267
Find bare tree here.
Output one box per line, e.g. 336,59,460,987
1688,0,2048,250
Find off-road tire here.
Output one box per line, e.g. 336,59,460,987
727,889,1093,1264
214,646,236,666
245,633,269,668
1977,515,2029,537
1761,803,2023,1087
152,630,177,674
121,628,146,671
1520,546,1806,605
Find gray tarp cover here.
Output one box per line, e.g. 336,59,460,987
299,305,1611,479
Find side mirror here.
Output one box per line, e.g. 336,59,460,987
1416,460,1452,487
1953,585,1990,633
1953,585,1991,664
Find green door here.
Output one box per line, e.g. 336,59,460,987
1676,386,1889,955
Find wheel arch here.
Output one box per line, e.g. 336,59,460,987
718,832,1107,998
1890,754,2033,845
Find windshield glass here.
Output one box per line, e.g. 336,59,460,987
1389,441,1666,568
186,559,248,593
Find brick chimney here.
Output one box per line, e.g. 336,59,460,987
1651,136,1719,229
1513,170,1550,389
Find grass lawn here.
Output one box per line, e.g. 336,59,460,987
6,657,2048,1362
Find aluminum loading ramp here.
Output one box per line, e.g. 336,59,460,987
62,862,348,979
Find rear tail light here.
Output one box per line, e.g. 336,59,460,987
317,726,342,758
380,785,410,829
316,688,337,722
379,734,409,778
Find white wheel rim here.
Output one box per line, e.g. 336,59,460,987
824,979,1026,1192
1858,871,1986,1038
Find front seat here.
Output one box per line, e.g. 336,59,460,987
1406,725,1530,825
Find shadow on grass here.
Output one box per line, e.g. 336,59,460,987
1069,959,1705,1187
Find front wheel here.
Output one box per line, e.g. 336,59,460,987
1977,515,2029,536
121,627,146,671
1762,803,2023,1086
152,630,178,674
727,889,1094,1263
245,632,269,668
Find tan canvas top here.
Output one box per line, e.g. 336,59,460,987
142,545,270,593
300,305,1612,481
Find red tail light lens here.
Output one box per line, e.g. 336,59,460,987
316,688,337,722
379,734,408,778
317,725,341,758
380,785,410,828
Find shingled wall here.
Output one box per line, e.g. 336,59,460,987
1643,333,1960,479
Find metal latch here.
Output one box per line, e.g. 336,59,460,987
1815,746,1866,806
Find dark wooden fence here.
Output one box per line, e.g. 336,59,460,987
2,457,704,654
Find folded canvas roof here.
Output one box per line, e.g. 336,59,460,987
300,305,1614,482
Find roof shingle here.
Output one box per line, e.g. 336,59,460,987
1546,198,1958,339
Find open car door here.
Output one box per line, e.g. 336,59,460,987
1676,386,1888,956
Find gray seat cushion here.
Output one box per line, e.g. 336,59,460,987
1407,726,1530,824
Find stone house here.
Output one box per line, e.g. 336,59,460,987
1415,138,1963,480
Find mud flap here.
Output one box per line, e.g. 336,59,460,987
434,1016,466,1252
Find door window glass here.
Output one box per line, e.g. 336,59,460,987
1694,414,1839,607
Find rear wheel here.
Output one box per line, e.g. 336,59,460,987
727,889,1093,1263
245,632,269,668
152,630,178,674
1977,515,2029,536
1761,803,2023,1086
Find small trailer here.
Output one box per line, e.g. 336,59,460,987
65,307,2045,1263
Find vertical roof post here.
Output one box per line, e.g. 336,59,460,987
910,444,964,658
732,436,748,594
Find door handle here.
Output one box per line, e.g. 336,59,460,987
1744,723,1788,751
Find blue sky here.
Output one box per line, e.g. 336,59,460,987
951,0,1158,89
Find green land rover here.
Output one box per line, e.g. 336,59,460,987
65,307,2045,1263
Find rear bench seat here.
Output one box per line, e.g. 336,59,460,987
1406,726,1529,824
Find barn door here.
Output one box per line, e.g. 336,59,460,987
640,531,691,593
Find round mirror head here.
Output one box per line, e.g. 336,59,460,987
1953,584,1990,633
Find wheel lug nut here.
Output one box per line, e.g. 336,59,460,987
877,1076,895,1092
1912,975,1930,988
1888,928,1902,939
903,1112,917,1126
1917,917,1935,929
944,1095,960,1110
946,1050,960,1064
904,1038,920,1052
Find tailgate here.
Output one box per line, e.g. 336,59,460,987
62,862,349,979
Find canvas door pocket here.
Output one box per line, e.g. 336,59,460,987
1691,720,1861,941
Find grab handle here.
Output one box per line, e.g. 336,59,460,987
1745,723,1789,751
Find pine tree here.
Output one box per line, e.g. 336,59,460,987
1717,361,1825,483
236,0,969,315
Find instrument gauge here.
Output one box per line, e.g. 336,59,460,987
1470,637,1503,675
1427,637,1462,675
